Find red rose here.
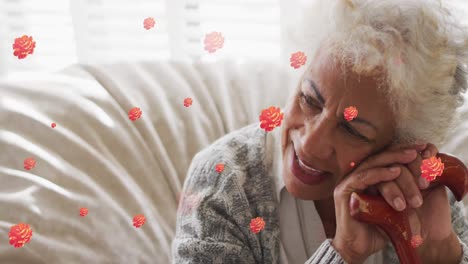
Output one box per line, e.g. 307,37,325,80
259,106,284,132
143,17,155,30
215,163,225,173
133,214,146,228
178,191,202,216
344,106,358,121
24,157,36,170
410,234,423,248
13,35,36,59
250,217,265,234
204,32,224,53
184,98,193,107
9,223,32,248
420,156,444,182
79,207,88,217
290,51,307,69
128,107,142,121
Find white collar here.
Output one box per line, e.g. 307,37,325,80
265,121,286,203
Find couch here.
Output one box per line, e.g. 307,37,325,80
0,60,466,263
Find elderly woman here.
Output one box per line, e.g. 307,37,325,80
172,0,468,263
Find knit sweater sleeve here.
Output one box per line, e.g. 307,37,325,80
304,239,345,264
171,149,258,264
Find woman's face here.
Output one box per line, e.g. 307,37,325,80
281,48,397,201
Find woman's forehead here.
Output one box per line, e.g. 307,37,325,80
302,56,394,131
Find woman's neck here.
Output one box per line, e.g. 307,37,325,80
314,197,337,238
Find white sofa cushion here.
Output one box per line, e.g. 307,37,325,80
0,59,466,263
0,60,296,263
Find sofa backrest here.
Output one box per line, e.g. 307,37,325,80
0,59,467,263
0,60,297,263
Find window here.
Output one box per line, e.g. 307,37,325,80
194,0,281,62
0,0,282,77
0,0,77,74
2,0,466,77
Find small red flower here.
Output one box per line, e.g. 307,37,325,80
128,107,142,121
420,156,444,182
133,214,146,228
344,106,358,121
9,223,33,248
51,122,56,128
290,51,307,69
259,106,284,132
410,234,423,248
79,207,88,217
184,98,193,107
350,162,355,168
204,32,224,53
250,217,265,234
24,157,36,170
394,53,406,66
215,163,225,173
178,191,202,216
13,35,36,59
143,17,156,30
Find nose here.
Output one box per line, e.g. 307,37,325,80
299,116,334,159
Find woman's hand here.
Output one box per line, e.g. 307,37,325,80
394,142,461,263
371,141,437,211
377,141,461,262
332,141,462,263
331,147,420,263
412,185,462,264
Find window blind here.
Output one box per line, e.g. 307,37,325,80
0,0,282,76
0,0,77,75
70,0,170,64
188,0,281,62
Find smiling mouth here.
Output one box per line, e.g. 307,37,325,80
291,141,331,177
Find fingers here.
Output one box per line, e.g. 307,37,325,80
376,180,406,211
415,143,439,189
358,148,418,173
395,165,423,208
421,143,438,159
405,151,430,190
377,165,423,211
337,148,420,199
386,140,427,152
419,143,439,189
406,152,422,180
336,166,401,197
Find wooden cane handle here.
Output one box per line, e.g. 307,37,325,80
349,153,468,264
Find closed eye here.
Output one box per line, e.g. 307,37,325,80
341,122,371,143
299,91,371,143
299,92,320,109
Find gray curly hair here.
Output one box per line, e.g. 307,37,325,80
297,0,468,147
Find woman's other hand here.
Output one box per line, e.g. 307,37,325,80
331,147,419,263
332,141,462,263
413,185,462,263
389,142,461,263
370,141,437,212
